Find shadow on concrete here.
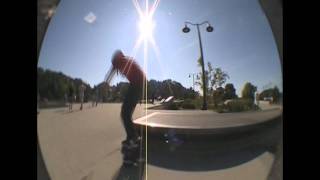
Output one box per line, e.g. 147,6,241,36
61,108,83,114
112,162,145,180
147,143,266,171
37,139,51,180
267,120,282,180
146,118,281,171
112,127,146,180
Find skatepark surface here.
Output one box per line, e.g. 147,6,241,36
37,103,281,180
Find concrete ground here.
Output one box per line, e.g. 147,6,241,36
38,103,282,180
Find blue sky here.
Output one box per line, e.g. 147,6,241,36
38,0,283,96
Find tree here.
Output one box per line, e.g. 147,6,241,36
118,82,129,100
259,86,281,103
38,67,200,103
146,79,198,100
211,67,229,89
195,62,229,94
38,67,93,102
212,87,224,107
195,62,230,106
241,82,257,102
224,83,237,100
147,79,158,99
183,87,198,99
272,86,280,103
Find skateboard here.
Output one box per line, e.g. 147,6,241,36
113,137,145,180
113,161,145,180
121,137,145,167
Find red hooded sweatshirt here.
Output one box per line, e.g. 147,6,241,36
112,52,145,86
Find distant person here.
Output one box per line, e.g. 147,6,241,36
91,93,96,107
95,88,99,107
105,50,145,165
79,84,86,110
74,95,77,105
151,92,155,104
91,86,97,107
68,85,74,111
64,93,68,106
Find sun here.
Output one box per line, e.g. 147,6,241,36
131,0,160,58
138,14,155,39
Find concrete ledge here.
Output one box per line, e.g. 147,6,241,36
134,109,282,135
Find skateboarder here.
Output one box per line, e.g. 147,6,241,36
105,50,145,165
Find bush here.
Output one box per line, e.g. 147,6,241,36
166,102,180,110
192,97,204,109
209,103,226,113
181,99,196,109
224,99,258,112
182,103,196,109
207,104,216,110
215,105,225,113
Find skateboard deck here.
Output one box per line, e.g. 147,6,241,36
112,161,145,180
113,127,146,180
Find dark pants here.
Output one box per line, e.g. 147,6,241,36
121,84,142,141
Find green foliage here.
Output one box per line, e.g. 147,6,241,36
215,105,225,113
117,82,130,101
259,86,281,103
212,87,225,107
207,103,217,110
210,67,229,89
191,97,203,109
224,99,259,112
226,99,251,112
241,82,257,102
224,83,237,100
195,62,229,99
181,99,196,109
166,102,180,110
38,67,199,104
197,56,203,67
195,58,209,93
147,79,199,100
38,67,91,102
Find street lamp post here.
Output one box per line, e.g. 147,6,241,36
183,21,213,110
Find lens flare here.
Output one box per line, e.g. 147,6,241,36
139,15,155,39
131,0,160,59
131,1,161,178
